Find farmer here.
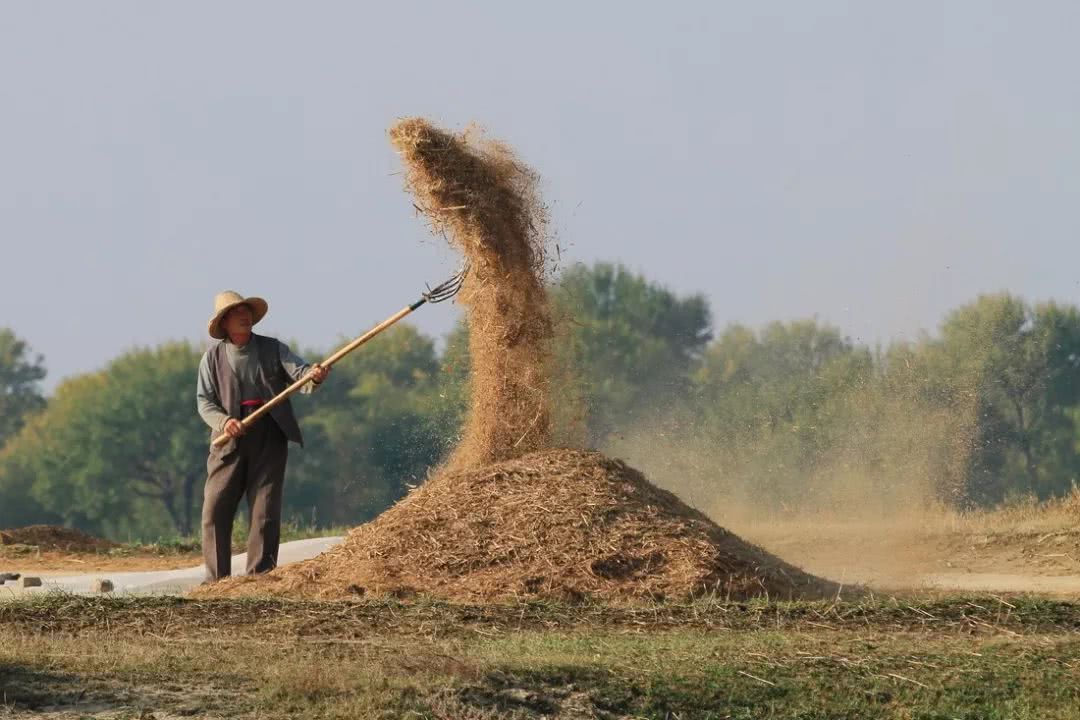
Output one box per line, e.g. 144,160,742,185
196,291,330,582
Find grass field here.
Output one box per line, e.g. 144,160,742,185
3,594,1079,718
4,498,1080,717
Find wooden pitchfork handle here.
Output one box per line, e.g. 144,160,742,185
211,267,466,448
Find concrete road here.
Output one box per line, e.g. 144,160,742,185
1,536,343,596
919,572,1080,595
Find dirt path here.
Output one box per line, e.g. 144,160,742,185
916,572,1080,594
0,537,343,597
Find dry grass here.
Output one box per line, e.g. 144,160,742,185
5,595,1080,719
933,486,1080,535
390,118,553,470
6,593,1079,638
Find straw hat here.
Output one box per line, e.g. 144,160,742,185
207,291,268,339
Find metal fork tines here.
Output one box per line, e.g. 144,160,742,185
423,265,468,304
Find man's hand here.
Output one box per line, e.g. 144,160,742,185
223,418,245,438
310,363,331,385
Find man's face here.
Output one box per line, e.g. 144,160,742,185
222,304,254,336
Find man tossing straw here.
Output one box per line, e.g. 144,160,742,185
196,291,330,582
194,269,464,583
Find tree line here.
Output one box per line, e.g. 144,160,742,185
2,263,1079,539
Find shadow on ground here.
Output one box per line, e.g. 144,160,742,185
1,660,231,718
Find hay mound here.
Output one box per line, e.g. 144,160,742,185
199,449,837,602
0,525,118,552
389,118,552,470
197,118,839,603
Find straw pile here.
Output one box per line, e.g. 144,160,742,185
196,118,837,603
203,449,837,601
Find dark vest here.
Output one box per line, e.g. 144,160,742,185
206,333,304,449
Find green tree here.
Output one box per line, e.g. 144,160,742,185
689,319,872,509
697,320,871,432
552,263,712,443
288,325,455,525
0,424,62,529
0,329,46,448
6,343,207,538
931,294,1080,503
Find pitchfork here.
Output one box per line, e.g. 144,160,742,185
211,265,467,448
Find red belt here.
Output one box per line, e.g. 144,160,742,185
240,399,265,407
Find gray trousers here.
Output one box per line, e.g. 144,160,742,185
202,417,288,581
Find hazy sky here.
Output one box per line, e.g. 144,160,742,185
3,1,1078,390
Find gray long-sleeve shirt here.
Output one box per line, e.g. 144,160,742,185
196,338,315,433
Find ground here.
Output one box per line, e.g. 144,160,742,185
7,516,1080,594
3,519,1079,717
0,544,201,573
0,524,345,575
741,519,1080,595
2,594,1079,718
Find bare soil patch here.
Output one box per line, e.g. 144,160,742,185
0,525,118,552
0,525,201,573
0,550,202,574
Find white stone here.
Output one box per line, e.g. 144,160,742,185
91,579,114,593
